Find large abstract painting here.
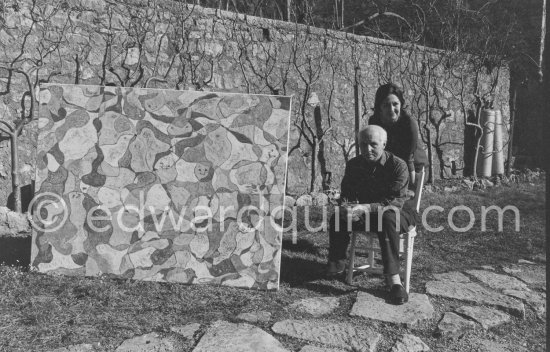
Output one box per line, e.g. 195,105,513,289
31,84,291,290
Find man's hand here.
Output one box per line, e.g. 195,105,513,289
350,204,371,221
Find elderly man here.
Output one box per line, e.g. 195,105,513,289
326,125,419,305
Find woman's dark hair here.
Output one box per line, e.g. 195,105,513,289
373,83,406,116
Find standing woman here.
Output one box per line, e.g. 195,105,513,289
369,83,428,185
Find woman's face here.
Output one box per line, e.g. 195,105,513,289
380,94,401,124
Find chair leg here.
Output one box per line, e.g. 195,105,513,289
347,232,357,284
403,232,415,294
368,235,375,268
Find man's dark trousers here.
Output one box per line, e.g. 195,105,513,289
328,207,417,275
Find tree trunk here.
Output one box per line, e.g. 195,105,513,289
318,141,330,191
435,144,446,179
10,135,21,213
539,0,546,82
471,104,484,180
354,66,361,156
426,129,434,184
506,87,517,176
341,0,344,28
334,0,339,28
424,90,434,183
310,139,318,192
313,106,329,191
544,0,550,173
287,0,291,21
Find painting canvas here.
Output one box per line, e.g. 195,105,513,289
30,84,292,290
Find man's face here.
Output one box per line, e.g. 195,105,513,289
359,131,385,162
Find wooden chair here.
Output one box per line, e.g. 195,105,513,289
346,168,425,293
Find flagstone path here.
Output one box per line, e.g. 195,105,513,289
49,262,545,352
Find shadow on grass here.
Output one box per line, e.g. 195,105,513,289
281,237,320,255
279,256,358,295
280,243,360,294
280,253,324,284
301,281,360,295
0,236,31,268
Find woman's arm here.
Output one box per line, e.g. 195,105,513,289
405,113,420,175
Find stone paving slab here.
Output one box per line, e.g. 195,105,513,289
473,339,529,352
289,297,340,317
272,319,380,352
503,289,546,319
115,333,177,352
503,265,546,290
432,271,470,282
436,312,477,339
502,267,521,274
454,306,511,329
194,320,289,352
349,292,434,327
465,270,530,292
390,334,430,352
425,281,525,318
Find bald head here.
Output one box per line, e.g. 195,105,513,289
357,125,387,162
358,125,387,144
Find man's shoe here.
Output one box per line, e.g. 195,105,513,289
326,260,346,277
388,284,409,305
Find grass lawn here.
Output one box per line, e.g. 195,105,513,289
0,179,546,351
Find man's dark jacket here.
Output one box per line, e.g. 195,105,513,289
340,151,417,216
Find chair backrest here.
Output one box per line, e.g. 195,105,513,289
411,168,426,212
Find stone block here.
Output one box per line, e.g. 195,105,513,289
454,306,511,330
350,292,434,327
289,296,339,317
195,320,289,352
272,319,380,352
426,281,525,318
432,271,470,283
465,270,531,292
436,312,477,339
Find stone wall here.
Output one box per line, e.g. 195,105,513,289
0,0,510,205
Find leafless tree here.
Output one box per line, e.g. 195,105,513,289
291,28,334,192
0,68,34,212
539,0,546,82
0,0,69,211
